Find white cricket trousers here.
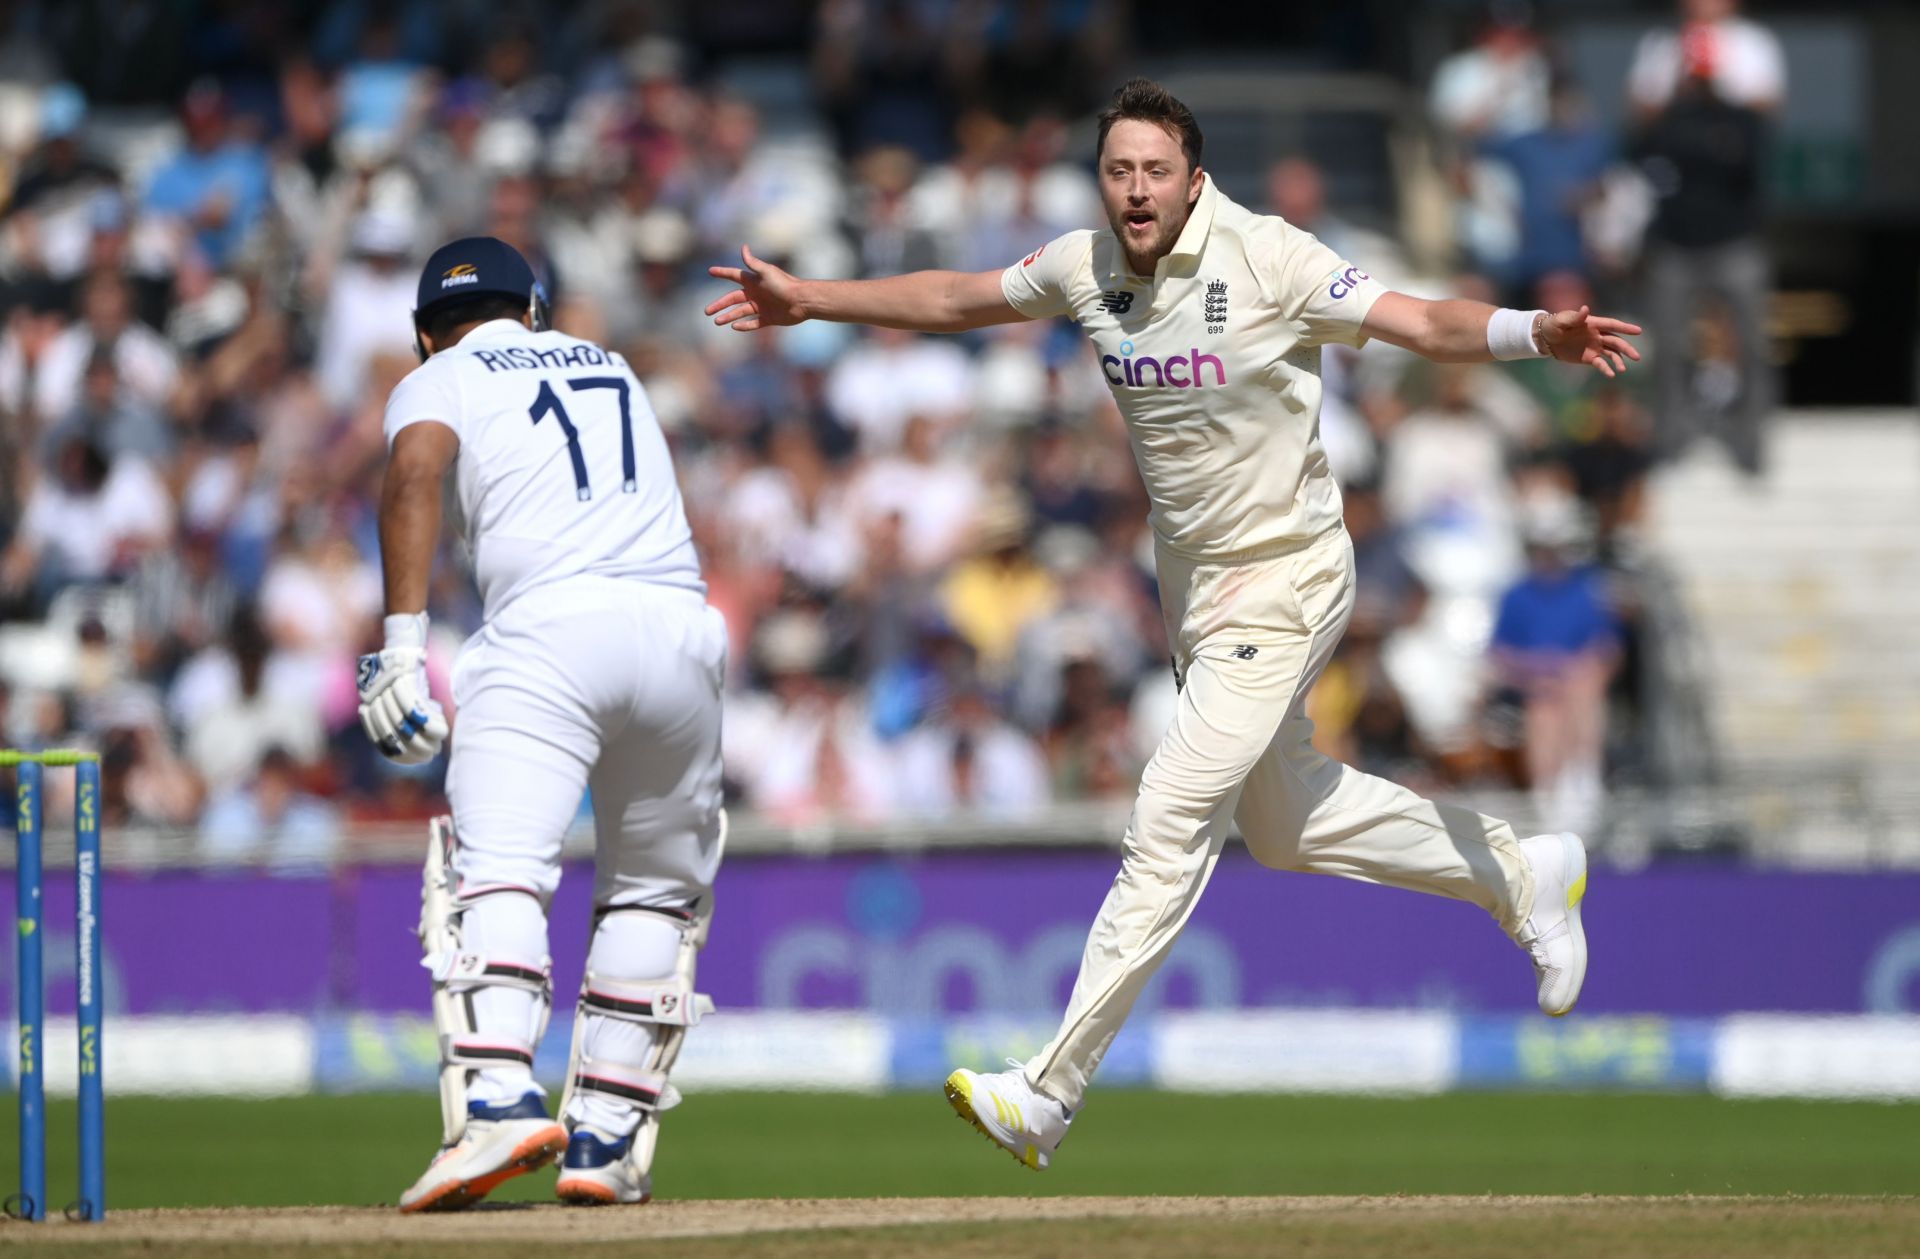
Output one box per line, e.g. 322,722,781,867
447,579,727,907
1026,527,1534,1111
444,578,726,1116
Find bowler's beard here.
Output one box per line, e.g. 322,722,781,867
1108,201,1193,275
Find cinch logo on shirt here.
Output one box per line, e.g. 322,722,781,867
1327,264,1369,300
1100,340,1227,389
441,263,481,289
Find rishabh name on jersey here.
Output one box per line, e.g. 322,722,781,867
999,174,1387,563
381,319,704,618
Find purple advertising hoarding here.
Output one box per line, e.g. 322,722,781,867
4,853,1916,1018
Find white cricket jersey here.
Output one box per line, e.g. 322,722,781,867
1002,175,1387,562
382,319,703,618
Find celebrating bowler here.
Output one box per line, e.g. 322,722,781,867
707,79,1636,1169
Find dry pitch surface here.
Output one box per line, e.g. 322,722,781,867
4,1196,1919,1257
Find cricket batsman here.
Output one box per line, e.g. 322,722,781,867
360,237,727,1209
707,79,1632,1169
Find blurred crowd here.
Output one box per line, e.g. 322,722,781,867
0,0,1778,866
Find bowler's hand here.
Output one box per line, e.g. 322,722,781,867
706,245,807,331
1539,306,1643,378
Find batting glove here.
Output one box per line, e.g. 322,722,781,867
357,613,449,766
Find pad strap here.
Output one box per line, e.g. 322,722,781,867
446,1036,536,1069
598,902,697,924
425,950,552,994
580,971,712,1028
570,1057,670,1111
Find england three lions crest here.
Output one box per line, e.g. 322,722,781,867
1203,279,1228,326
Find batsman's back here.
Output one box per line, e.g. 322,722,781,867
383,320,704,619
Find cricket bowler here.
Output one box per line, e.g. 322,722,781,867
360,237,727,1208
706,79,1633,1168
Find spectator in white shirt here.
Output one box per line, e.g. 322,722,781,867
1429,4,1551,142
182,607,325,797
312,209,419,412
724,422,865,590
0,270,178,431
1628,0,1784,117
893,686,1052,819
257,517,383,658
723,609,893,823
846,413,984,574
1380,363,1526,599
1,435,172,601
825,326,976,453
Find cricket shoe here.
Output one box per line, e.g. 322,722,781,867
1514,831,1589,1016
397,1093,567,1213
943,1060,1071,1170
554,1124,653,1205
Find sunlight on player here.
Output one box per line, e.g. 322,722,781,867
366,237,726,1211
709,79,1628,1171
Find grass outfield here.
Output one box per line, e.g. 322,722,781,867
23,1090,1919,1208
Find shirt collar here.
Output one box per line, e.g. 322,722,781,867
1165,172,1218,269
1106,172,1219,284
459,318,532,345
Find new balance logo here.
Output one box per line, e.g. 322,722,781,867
1099,290,1134,315
1229,645,1259,660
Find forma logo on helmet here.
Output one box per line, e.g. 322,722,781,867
410,236,551,362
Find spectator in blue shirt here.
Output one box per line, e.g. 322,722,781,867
143,80,271,268
1483,78,1613,296
337,15,426,148
199,745,342,874
1490,500,1620,834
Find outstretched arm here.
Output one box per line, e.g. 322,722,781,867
1363,292,1643,377
706,245,1028,334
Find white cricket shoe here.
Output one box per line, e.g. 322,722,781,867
1514,831,1590,1016
554,1124,653,1205
943,1060,1072,1170
397,1094,567,1213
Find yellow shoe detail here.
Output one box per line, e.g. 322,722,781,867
1567,869,1587,909
941,1071,1042,1172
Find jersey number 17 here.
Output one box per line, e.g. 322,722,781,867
529,376,637,501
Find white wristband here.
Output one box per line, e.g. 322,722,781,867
384,612,429,651
1488,308,1548,361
